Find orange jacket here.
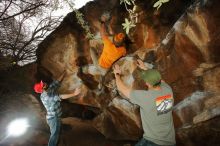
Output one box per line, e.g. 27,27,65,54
98,36,126,69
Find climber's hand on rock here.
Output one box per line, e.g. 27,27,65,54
136,59,148,70
57,69,67,82
101,16,107,23
100,12,110,23
113,64,121,75
74,87,81,96
89,40,99,48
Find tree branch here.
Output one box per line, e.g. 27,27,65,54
0,2,45,21
0,0,13,18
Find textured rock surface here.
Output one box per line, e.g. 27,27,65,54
36,0,194,140
35,0,220,144
1,0,220,145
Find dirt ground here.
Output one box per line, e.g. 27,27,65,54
58,118,136,146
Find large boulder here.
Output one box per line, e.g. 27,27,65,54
32,0,220,144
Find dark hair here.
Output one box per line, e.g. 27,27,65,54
113,38,125,48
132,68,148,90
132,67,162,89
153,80,161,87
144,50,157,64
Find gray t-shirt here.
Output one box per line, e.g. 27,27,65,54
129,82,176,145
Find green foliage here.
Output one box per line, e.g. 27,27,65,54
153,0,170,10
120,0,138,35
64,0,94,39
74,9,94,39
120,0,134,5
122,18,136,34
121,0,171,34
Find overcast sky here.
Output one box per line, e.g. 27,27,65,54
53,0,94,16
26,0,94,33
74,0,93,8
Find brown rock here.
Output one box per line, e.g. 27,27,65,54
3,0,218,144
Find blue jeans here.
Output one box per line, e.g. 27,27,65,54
47,116,61,146
135,138,175,146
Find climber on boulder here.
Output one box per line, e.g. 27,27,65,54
113,59,176,146
87,13,127,90
34,70,81,146
97,12,126,70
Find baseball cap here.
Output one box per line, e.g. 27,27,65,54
139,69,161,86
34,80,44,93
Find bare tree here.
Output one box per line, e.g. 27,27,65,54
1,15,62,65
0,0,46,21
0,0,64,69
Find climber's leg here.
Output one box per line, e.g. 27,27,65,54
90,47,99,66
90,46,108,76
81,47,101,75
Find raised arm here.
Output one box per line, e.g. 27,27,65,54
136,59,153,70
100,14,109,40
100,22,108,40
56,70,66,82
60,88,81,100
113,65,131,99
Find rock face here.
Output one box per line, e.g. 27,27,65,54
33,0,220,145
